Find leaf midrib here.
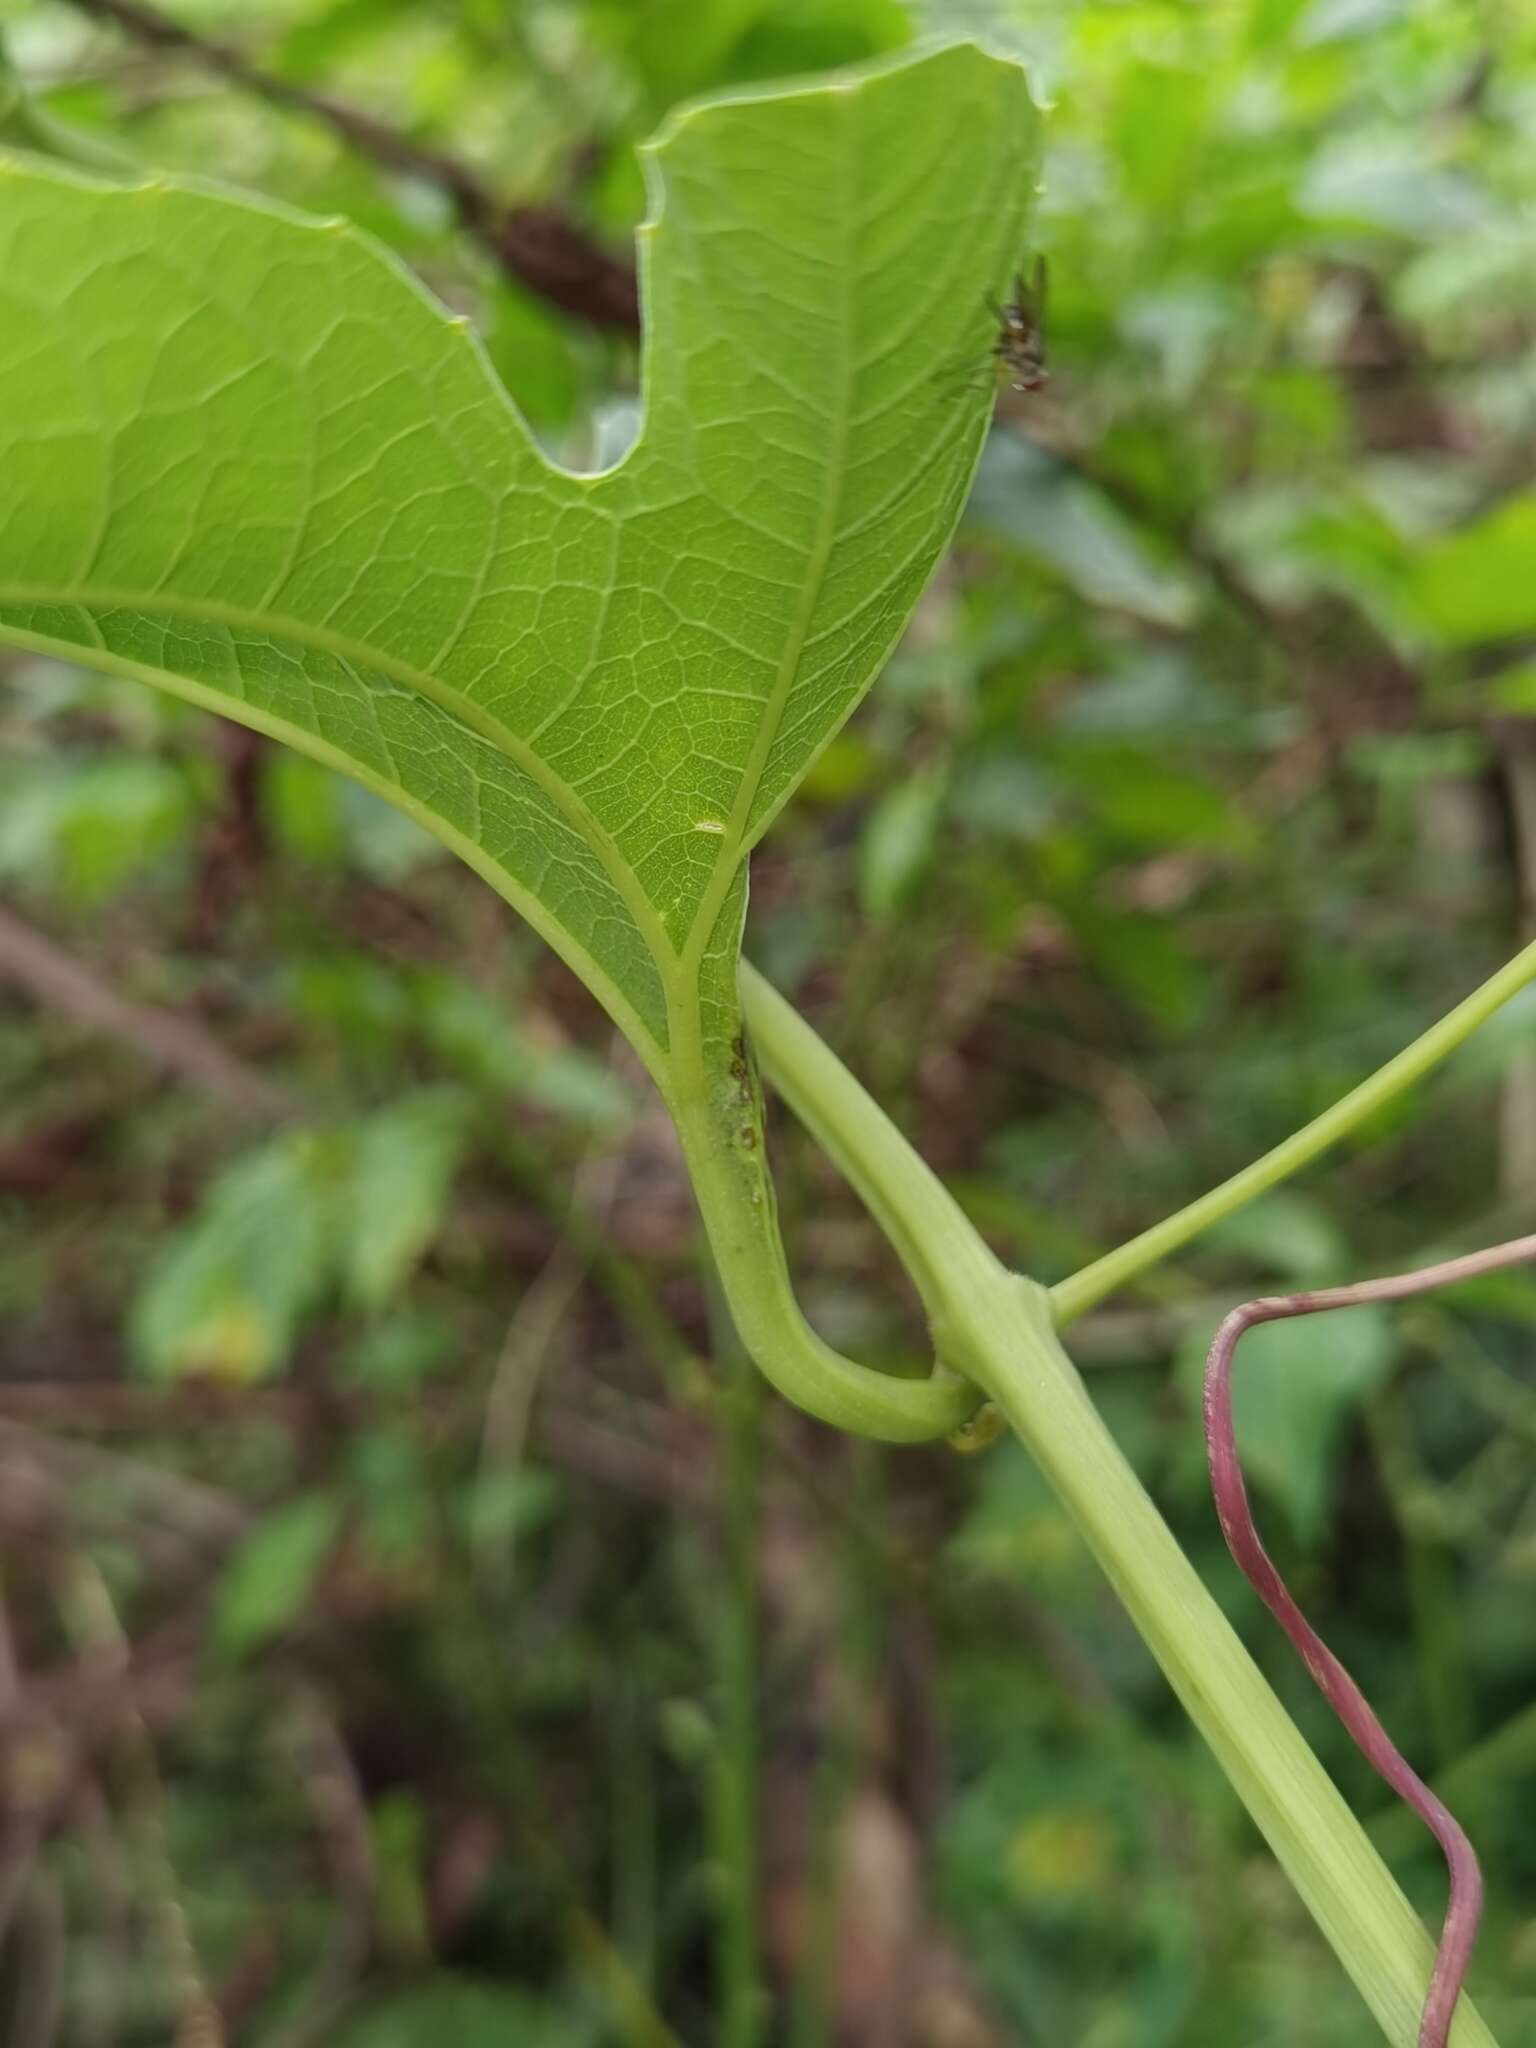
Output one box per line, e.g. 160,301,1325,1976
679,98,858,998
0,575,676,972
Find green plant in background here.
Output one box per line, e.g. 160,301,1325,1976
1,29,1534,2048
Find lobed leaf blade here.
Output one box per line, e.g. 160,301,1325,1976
0,43,1039,1075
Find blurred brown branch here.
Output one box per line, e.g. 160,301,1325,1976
61,0,641,332
0,898,294,1122
0,1379,715,1510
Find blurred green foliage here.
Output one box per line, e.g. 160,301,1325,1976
0,0,1534,2042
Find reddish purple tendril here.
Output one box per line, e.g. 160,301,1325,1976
1205,1232,1536,2046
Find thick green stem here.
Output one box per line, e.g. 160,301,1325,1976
1052,938,1536,1325
736,961,1502,2045
945,1274,1498,2048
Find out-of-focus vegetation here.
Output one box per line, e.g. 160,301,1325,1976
0,0,1534,2042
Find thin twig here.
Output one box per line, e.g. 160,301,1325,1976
53,1553,225,2047
12,1876,65,2048
0,898,294,1122
1205,1233,1536,2046
0,1571,56,1960
1495,726,1536,1198
69,1778,133,2048
477,1103,629,1595
262,1685,376,2048
0,1609,202,1749
0,1379,716,1507
0,1419,246,1537
60,0,639,330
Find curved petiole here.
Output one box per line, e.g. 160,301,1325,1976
1206,1234,1536,2047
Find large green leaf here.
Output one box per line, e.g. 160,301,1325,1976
0,43,1037,1088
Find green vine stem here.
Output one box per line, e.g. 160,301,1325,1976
1052,938,1536,1325
736,958,1504,2046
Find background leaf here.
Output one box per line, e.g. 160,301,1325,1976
130,1135,345,1383
342,1090,471,1314
213,1491,343,1659
858,759,946,920
1416,494,1536,647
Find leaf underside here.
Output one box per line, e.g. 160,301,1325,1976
0,43,1038,1082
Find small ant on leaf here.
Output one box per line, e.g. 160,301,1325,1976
987,254,1048,392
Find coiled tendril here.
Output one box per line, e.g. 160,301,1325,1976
1205,1234,1536,2046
